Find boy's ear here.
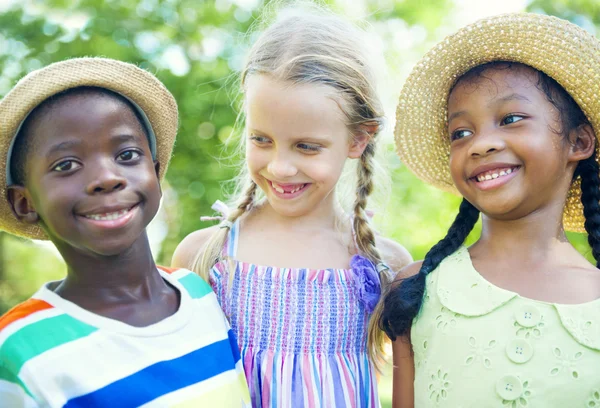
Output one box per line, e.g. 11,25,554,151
568,124,596,162
348,122,378,159
154,160,161,178
7,186,39,224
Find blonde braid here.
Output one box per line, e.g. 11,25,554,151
192,180,257,281
353,136,392,371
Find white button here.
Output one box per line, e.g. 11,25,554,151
506,339,533,364
515,305,541,327
496,375,523,401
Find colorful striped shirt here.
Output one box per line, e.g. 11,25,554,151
211,219,380,407
0,267,251,408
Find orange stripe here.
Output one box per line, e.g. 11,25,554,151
157,265,179,274
0,299,53,331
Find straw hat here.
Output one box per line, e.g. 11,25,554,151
395,13,600,233
0,57,178,240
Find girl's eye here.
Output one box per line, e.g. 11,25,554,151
250,135,271,144
52,160,80,172
450,129,473,141
117,150,140,161
297,143,322,152
501,114,525,125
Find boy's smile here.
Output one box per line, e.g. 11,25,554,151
9,89,161,257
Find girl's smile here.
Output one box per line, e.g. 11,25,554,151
447,65,576,219
267,180,311,199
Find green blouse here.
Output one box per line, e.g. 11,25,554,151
411,246,600,407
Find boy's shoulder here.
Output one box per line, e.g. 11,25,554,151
158,266,215,300
0,297,55,338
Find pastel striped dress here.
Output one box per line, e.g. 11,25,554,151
210,219,380,408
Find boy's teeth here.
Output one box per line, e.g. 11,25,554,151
85,208,129,221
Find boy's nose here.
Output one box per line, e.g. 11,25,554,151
86,162,127,194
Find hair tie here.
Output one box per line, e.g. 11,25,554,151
219,220,233,229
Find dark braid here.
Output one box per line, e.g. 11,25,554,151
576,156,600,266
380,199,480,340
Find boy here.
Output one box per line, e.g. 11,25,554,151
0,58,249,407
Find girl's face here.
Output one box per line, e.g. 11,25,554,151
244,75,365,218
447,66,578,222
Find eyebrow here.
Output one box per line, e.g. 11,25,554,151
46,134,141,157
448,93,532,123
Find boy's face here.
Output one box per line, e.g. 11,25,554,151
8,91,161,257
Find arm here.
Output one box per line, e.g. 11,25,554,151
389,261,423,408
392,335,414,408
171,226,220,269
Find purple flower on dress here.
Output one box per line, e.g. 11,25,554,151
350,254,381,313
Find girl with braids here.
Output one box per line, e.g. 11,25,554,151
172,6,411,408
382,13,600,408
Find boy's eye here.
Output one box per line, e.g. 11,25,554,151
52,160,80,172
450,129,473,141
297,143,322,152
117,150,141,161
501,114,525,125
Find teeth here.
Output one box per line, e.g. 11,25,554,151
476,167,517,182
85,208,129,221
272,182,304,194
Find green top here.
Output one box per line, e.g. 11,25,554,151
411,246,600,408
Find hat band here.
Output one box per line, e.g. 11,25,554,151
5,93,158,186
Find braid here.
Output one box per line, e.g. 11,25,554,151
576,155,600,266
355,138,392,370
380,199,480,340
193,181,257,281
353,140,383,263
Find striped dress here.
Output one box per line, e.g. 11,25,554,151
210,219,380,408
0,267,251,408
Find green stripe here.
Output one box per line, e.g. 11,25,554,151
178,273,213,299
0,364,33,397
1,314,97,373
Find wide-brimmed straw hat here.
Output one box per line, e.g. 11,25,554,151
0,57,178,240
395,13,600,233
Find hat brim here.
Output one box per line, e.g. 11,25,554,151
395,13,600,233
0,57,178,240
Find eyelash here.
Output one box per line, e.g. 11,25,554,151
250,136,322,152
450,114,526,141
51,149,142,173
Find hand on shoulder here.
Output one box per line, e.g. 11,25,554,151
171,225,220,269
375,236,413,276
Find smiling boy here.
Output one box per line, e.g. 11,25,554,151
0,58,249,407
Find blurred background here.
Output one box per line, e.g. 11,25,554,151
0,0,598,405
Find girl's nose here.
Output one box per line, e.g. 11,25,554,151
467,129,506,157
267,153,298,179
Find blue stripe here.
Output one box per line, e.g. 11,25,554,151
63,338,236,408
227,329,241,363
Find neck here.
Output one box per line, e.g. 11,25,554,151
53,233,164,305
475,201,569,261
258,195,344,231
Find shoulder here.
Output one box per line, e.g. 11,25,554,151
171,225,221,269
393,260,424,284
375,236,413,274
0,297,55,350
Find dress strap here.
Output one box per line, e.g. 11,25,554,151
223,218,240,258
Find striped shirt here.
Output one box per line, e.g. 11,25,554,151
0,267,250,408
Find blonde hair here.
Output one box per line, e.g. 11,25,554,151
191,3,390,369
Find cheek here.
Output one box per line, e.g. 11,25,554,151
305,156,345,184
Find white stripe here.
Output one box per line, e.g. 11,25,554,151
169,268,193,280
0,308,64,345
19,295,230,407
0,379,39,408
139,369,241,407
